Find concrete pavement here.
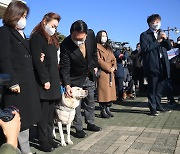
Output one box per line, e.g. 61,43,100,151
30,96,180,154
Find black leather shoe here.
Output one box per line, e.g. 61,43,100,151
105,107,114,117
100,109,111,118
49,139,60,148
75,130,87,138
149,111,159,116
39,141,54,152
87,124,102,132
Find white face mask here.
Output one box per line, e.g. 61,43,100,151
177,41,180,44
45,24,56,36
73,36,86,46
151,22,161,30
73,40,85,46
16,18,26,30
101,36,107,44
136,47,141,51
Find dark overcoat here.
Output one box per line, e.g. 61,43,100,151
140,29,171,78
114,50,128,78
29,32,61,100
60,29,98,87
0,26,42,130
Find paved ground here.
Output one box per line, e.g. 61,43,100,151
30,96,180,154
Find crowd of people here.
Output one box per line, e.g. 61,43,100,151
0,1,180,154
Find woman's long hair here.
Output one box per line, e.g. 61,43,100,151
96,30,112,50
31,12,61,48
3,1,29,28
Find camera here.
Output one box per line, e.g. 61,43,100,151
0,73,18,122
0,106,18,122
109,41,131,53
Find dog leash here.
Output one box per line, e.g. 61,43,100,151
60,85,66,94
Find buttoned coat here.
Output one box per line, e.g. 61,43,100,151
0,26,42,130
140,28,171,78
97,44,117,102
29,32,61,100
60,29,98,87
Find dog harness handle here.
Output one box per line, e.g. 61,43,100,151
60,85,66,94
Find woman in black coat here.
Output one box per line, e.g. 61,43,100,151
29,12,61,152
0,1,42,154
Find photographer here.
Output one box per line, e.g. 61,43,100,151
140,14,172,116
131,43,144,94
113,46,128,101
0,111,20,154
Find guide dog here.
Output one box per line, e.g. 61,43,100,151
54,87,88,146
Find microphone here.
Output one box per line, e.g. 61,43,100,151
157,29,166,40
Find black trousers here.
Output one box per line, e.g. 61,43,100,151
38,100,55,142
115,77,124,99
164,79,175,102
133,67,144,92
147,75,166,113
126,79,134,94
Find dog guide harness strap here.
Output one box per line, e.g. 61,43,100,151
56,105,74,112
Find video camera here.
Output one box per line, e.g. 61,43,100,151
109,41,131,53
0,74,18,122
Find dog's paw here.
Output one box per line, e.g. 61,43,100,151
61,141,67,146
67,140,73,145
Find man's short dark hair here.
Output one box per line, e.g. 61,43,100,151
70,20,88,34
147,14,161,24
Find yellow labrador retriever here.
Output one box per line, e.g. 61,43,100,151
55,87,88,146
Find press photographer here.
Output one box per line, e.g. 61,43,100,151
111,41,130,100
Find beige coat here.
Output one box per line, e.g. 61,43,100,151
97,43,117,102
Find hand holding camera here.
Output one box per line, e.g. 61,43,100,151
0,107,20,148
0,106,19,122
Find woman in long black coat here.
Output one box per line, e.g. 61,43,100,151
29,12,61,152
0,1,42,154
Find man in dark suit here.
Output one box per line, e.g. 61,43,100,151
131,43,144,94
140,14,172,116
60,20,102,138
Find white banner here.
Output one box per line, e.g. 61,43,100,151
167,48,180,60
